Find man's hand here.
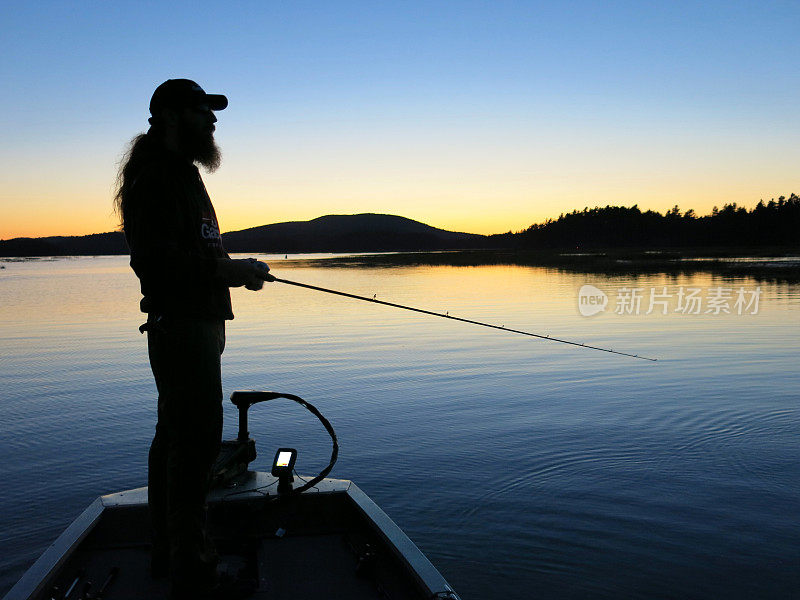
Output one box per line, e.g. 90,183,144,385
216,258,274,290
245,259,275,290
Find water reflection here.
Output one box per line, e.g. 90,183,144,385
0,255,798,598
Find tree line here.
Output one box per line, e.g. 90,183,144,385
2,195,798,257
489,194,800,249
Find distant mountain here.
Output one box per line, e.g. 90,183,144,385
222,213,488,252
0,232,128,257
0,214,488,257
4,198,798,257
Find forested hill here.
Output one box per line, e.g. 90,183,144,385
1,197,797,257
0,213,487,256
221,213,487,252
0,232,127,257
488,194,800,249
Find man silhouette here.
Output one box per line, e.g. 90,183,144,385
114,79,269,599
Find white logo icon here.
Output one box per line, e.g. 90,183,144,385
578,284,608,316
201,222,220,240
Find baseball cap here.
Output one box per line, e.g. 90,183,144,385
149,79,228,114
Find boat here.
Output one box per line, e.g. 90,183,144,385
3,391,460,600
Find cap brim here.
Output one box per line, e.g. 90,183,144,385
206,94,228,111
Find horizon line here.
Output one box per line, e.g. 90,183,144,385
2,197,795,242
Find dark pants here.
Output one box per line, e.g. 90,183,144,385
146,316,225,591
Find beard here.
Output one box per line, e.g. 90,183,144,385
178,122,222,173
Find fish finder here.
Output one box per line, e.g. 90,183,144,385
272,448,297,494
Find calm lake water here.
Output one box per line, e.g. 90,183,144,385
1,254,798,599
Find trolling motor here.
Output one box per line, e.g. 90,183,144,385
212,390,338,495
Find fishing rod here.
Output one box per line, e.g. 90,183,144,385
269,276,657,362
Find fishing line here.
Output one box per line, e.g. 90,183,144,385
270,277,657,362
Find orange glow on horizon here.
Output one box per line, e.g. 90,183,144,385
1,171,795,240
1,191,793,241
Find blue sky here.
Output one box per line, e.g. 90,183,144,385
1,1,797,237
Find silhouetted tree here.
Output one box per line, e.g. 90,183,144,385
517,194,799,249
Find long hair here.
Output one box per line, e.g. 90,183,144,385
113,123,163,232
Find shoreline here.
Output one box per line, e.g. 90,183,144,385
2,248,800,281
282,248,800,281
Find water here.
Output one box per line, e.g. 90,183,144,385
0,255,798,599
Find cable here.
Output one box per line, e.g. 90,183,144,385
278,393,339,494
293,469,314,489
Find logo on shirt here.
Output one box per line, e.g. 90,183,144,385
201,217,221,247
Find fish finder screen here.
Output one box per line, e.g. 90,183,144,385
276,451,292,467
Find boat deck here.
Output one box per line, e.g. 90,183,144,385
8,474,458,600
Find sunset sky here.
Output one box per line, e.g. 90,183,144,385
1,1,797,240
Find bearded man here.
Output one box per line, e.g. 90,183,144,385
114,79,269,599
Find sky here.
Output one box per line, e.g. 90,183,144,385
0,1,798,239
